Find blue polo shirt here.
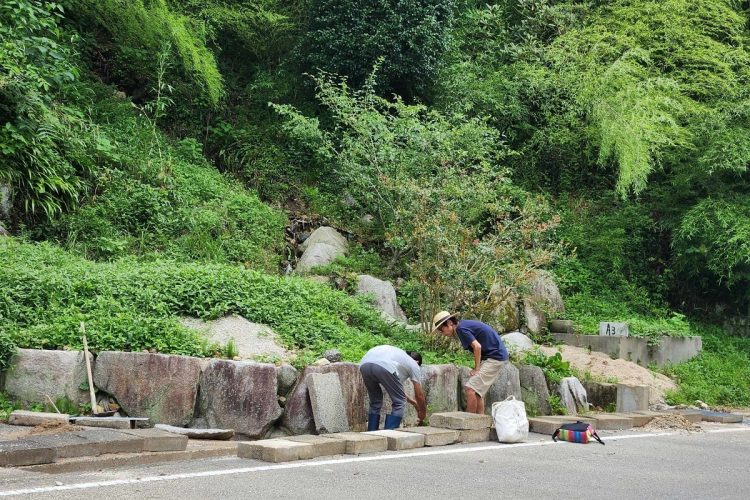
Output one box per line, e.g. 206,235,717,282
456,320,508,361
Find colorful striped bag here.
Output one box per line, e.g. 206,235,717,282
552,421,605,445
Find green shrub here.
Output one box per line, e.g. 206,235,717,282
522,349,571,384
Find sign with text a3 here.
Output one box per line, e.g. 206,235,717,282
599,322,629,337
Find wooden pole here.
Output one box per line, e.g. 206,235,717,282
80,322,98,414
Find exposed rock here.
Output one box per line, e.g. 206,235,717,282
299,226,348,254
489,283,520,332
558,376,589,415
459,363,522,414
282,363,366,435
93,352,202,426
530,270,565,315
356,275,407,322
0,183,10,221
313,358,330,366
549,319,573,334
0,224,8,237
180,315,290,362
196,360,282,439
501,332,534,355
276,364,299,396
518,365,551,416
323,349,342,363
4,349,89,405
155,424,234,440
523,298,546,335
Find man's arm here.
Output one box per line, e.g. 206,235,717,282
470,340,482,376
412,381,427,424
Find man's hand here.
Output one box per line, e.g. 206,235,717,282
469,368,479,377
413,381,427,426
407,396,417,407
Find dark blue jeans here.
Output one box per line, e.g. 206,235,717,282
360,362,407,417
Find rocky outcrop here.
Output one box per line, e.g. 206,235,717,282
558,376,589,415
518,364,551,416
523,270,565,334
489,283,520,332
296,227,348,274
501,331,534,354
4,349,89,405
276,364,299,397
93,352,202,426
180,315,290,361
196,360,282,439
356,275,407,322
281,362,366,434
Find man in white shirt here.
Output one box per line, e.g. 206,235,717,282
360,345,427,430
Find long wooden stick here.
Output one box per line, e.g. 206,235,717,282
81,322,97,413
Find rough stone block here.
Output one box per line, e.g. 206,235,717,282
519,365,551,416
320,432,387,455
4,349,89,405
308,372,349,433
196,360,282,439
528,416,598,435
94,351,202,426
590,414,633,430
117,429,188,452
154,424,234,440
458,428,491,443
238,439,315,463
71,417,134,429
616,384,649,412
430,412,492,430
697,411,743,424
0,441,56,467
367,430,425,450
284,434,347,457
73,429,145,455
401,426,458,447
8,410,69,427
25,433,92,459
583,381,617,410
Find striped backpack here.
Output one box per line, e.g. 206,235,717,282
552,421,605,445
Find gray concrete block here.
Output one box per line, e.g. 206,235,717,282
117,429,188,452
73,429,145,455
238,439,315,463
307,372,349,433
154,424,234,440
671,410,703,424
614,412,658,427
8,410,69,427
616,384,649,412
590,414,633,430
71,417,145,429
320,432,387,454
284,434,347,457
366,430,425,450
26,433,95,459
458,428,491,443
0,440,56,466
698,411,744,424
401,426,458,447
430,412,492,430
528,416,598,435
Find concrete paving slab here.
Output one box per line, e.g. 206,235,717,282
528,418,561,435
72,429,145,455
366,430,425,450
401,426,458,447
70,417,148,429
619,412,660,427
25,432,94,459
238,439,315,463
0,440,56,467
154,424,234,440
320,432,387,454
430,412,492,430
458,428,491,443
284,435,346,457
697,411,744,424
117,429,188,452
590,414,633,430
671,410,703,424
8,411,69,427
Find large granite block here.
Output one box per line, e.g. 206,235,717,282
308,372,349,433
284,435,347,457
367,430,425,450
590,414,633,430
402,426,458,447
238,439,315,463
0,441,56,467
430,412,492,430
8,410,69,427
321,432,387,454
458,428,491,443
4,349,89,405
616,384,649,412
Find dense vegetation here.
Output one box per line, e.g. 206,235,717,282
1,0,748,405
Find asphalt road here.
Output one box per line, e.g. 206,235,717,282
2,425,749,499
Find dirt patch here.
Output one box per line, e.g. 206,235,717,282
539,344,676,404
4,421,83,440
643,414,702,432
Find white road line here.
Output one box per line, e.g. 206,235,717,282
2,427,749,497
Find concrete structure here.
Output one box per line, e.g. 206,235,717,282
321,432,387,454
430,412,492,430
583,381,617,410
616,384,649,412
552,333,702,368
599,322,629,337
401,426,458,446
117,429,188,452
8,410,69,427
698,411,743,424
0,441,56,467
284,434,347,457
155,424,234,440
549,320,573,334
367,430,425,450
458,428,491,443
238,439,315,463
307,372,349,433
528,415,598,435
590,414,633,430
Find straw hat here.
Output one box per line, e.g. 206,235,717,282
432,311,458,332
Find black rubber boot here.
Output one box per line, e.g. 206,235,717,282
367,413,381,431
384,413,402,430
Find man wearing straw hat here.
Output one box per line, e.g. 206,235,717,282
432,311,509,414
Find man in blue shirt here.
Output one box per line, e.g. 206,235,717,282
433,311,509,414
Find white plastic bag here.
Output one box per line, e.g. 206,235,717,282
491,395,529,443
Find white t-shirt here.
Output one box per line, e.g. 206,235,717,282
360,345,421,383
